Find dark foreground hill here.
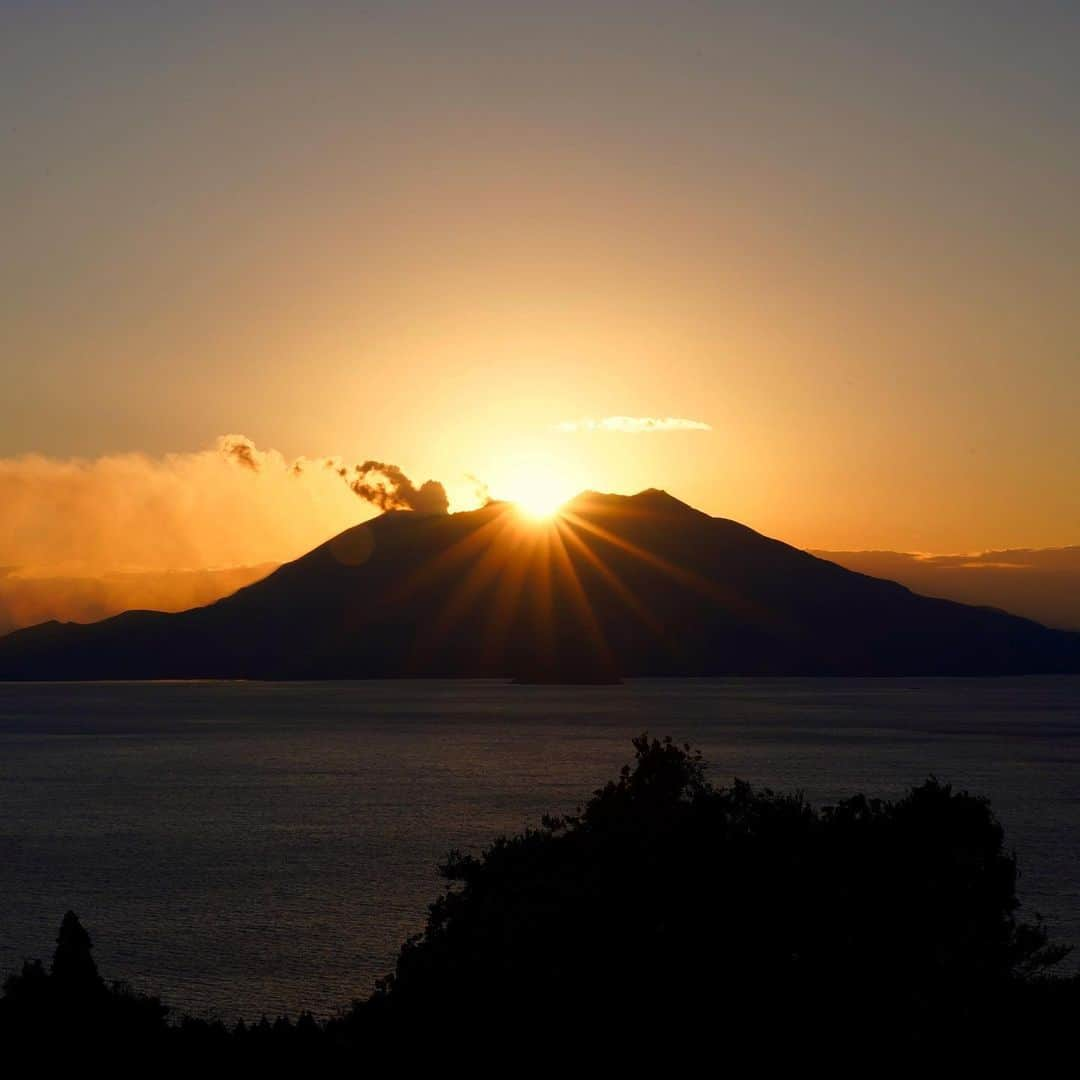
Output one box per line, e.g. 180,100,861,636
1,490,1077,679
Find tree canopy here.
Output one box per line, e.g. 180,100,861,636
371,735,1070,1053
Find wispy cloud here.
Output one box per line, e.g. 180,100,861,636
556,416,712,434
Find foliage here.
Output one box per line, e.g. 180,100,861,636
370,736,1071,1052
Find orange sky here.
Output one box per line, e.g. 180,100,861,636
3,3,1078,559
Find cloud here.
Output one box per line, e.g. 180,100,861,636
556,416,712,434
0,439,356,582
0,435,450,576
0,435,460,631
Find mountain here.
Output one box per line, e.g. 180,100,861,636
811,547,1080,631
1,490,1077,680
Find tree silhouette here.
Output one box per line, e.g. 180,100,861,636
1,910,168,1060
370,735,1072,1054
52,910,102,990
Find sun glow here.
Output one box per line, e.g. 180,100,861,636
486,446,586,521
514,484,569,520
508,460,573,519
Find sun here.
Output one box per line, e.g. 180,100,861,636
509,460,572,519
486,447,584,521
515,481,569,520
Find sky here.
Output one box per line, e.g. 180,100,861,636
3,1,1079,582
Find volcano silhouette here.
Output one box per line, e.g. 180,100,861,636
1,491,1077,680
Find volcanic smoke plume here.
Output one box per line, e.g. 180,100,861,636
221,436,450,515
346,461,449,514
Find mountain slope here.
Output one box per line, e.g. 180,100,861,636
1,491,1077,679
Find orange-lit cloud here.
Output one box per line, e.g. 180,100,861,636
556,416,712,434
0,435,459,632
0,436,449,578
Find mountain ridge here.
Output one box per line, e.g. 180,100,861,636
1,490,1077,680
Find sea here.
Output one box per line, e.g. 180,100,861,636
1,677,1077,1021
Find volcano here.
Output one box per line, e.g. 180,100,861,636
1,491,1077,680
